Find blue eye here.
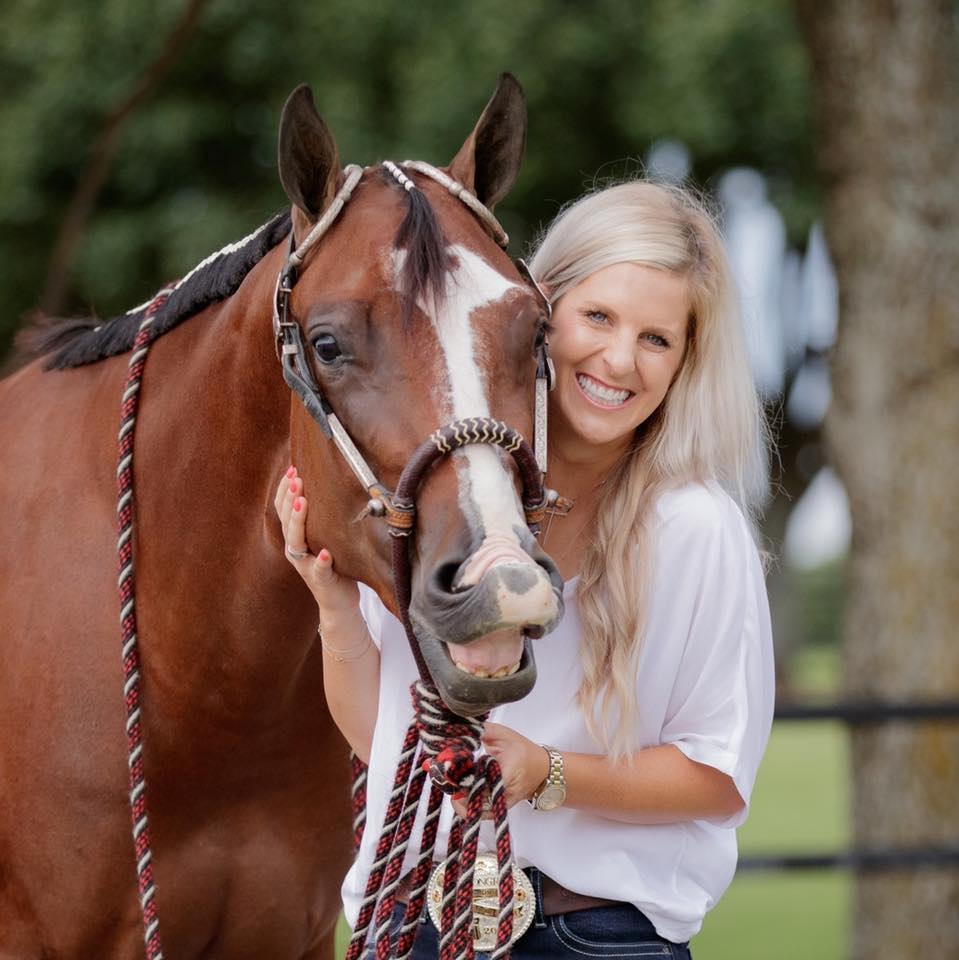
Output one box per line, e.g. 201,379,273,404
584,310,610,324
645,333,670,348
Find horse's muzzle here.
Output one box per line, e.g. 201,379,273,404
409,556,564,716
415,631,540,717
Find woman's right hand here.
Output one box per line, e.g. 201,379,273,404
274,466,360,617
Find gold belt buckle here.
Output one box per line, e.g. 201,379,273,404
426,852,536,952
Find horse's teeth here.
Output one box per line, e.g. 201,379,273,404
453,660,522,678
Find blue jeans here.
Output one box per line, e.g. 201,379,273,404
366,868,692,959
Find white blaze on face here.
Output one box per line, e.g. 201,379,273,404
395,244,533,582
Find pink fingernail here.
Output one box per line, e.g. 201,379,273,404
293,498,303,512
286,465,295,478
288,481,297,493
318,549,330,563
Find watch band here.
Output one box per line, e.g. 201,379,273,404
529,745,566,810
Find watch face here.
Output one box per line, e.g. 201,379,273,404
536,784,566,811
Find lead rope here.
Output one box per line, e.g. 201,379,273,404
117,286,174,960
345,683,514,960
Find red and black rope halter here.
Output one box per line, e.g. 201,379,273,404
117,286,173,960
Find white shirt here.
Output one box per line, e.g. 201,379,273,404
342,481,775,943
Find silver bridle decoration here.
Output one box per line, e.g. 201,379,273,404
402,159,509,248
382,160,415,192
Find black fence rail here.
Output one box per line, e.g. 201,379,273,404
739,846,959,872
736,698,959,873
773,699,959,724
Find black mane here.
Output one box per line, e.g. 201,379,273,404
34,211,292,370
30,168,455,371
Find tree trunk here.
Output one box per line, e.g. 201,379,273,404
795,1,959,955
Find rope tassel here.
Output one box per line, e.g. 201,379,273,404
346,682,516,960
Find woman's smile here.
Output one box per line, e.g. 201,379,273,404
574,372,635,408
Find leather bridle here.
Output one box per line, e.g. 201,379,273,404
272,160,558,683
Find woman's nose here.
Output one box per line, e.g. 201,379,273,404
602,331,636,378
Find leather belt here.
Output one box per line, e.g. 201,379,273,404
539,874,620,916
395,864,621,917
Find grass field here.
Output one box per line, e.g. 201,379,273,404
694,719,850,959
336,645,850,959
683,643,850,959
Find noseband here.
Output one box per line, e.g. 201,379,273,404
272,160,557,682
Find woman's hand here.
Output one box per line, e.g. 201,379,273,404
276,466,378,762
273,465,359,616
451,721,550,819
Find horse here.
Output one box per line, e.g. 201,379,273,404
0,75,563,959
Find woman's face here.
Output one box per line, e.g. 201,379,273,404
547,262,690,463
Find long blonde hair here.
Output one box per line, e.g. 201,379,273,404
529,180,769,760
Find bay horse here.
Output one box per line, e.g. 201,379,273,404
0,75,563,958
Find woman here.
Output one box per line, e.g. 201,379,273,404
276,179,775,958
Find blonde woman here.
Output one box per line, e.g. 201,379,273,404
276,180,775,958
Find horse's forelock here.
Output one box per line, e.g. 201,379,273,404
381,171,451,328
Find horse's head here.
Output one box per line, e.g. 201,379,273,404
274,76,563,716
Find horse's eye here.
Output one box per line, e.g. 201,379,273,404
313,333,342,364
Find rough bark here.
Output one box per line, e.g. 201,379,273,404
795,1,959,955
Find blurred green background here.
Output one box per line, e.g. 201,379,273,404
0,1,851,956
0,0,815,358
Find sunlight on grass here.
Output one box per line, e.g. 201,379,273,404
695,872,850,960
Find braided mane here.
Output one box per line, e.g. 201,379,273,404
29,212,292,370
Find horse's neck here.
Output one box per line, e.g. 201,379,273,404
135,254,321,726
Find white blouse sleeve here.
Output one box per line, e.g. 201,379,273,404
357,583,387,650
654,486,775,828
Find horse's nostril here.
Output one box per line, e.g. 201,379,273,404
433,561,461,595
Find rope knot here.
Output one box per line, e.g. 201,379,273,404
411,680,486,794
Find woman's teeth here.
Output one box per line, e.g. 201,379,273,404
576,374,632,406
453,661,522,679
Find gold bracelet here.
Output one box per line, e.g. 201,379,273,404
318,624,372,662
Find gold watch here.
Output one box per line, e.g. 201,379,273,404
528,745,566,811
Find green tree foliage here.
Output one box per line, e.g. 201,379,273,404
0,0,814,360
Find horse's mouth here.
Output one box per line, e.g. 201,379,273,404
415,629,538,717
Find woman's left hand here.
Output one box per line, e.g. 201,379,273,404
451,722,550,819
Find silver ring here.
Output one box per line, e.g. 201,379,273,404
285,544,310,561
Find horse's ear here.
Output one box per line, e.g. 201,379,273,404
278,84,342,224
448,73,527,210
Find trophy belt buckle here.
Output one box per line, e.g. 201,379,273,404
426,852,536,952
